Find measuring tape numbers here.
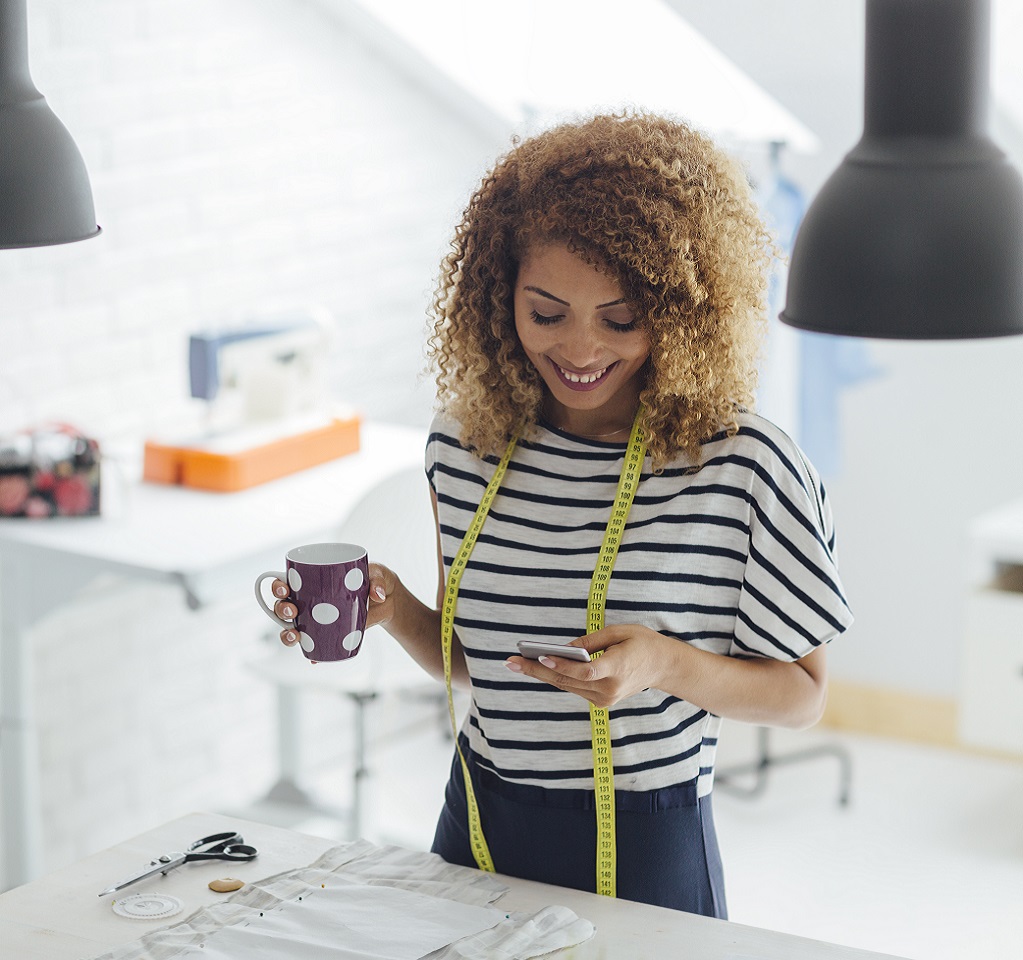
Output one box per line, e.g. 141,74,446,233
440,409,647,897
439,432,519,874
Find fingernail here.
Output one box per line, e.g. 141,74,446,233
538,656,556,668
284,631,297,643
282,606,296,619
505,660,522,673
373,586,386,600
273,584,288,597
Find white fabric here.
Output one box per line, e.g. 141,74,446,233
163,884,501,960
89,841,594,960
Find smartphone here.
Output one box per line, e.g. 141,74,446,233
516,640,591,662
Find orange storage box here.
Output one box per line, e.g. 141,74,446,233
144,414,361,492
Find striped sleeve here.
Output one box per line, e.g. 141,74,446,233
730,427,853,661
425,415,453,496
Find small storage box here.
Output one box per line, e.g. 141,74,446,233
0,424,101,518
143,414,361,492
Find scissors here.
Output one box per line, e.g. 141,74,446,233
99,831,258,897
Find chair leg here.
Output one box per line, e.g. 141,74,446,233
715,726,852,806
253,685,379,838
348,691,378,839
260,684,319,810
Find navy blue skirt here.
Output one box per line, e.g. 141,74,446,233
431,745,727,918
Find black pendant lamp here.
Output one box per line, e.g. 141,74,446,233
0,0,100,249
780,0,1023,339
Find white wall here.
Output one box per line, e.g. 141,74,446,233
1,0,501,873
672,0,1023,700
827,340,1023,696
1,0,501,441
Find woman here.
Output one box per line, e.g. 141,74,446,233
272,112,852,917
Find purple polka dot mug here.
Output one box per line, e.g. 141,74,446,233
255,542,369,662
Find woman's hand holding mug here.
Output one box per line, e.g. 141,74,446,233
254,542,384,663
270,563,394,650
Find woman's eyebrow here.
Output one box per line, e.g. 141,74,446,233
524,285,628,309
524,285,569,305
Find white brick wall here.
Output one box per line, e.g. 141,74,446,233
2,0,501,439
1,0,504,874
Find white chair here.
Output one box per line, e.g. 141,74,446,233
246,463,442,838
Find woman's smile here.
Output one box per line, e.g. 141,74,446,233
514,244,650,435
548,357,619,390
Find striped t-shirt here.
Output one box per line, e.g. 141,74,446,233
426,410,852,801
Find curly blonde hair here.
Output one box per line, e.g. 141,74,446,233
427,111,773,470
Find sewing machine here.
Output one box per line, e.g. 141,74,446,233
143,309,360,491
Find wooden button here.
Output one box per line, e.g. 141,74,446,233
208,878,244,892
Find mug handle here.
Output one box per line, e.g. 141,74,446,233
254,571,292,629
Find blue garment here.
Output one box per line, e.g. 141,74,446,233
797,331,883,477
759,161,883,478
432,741,728,918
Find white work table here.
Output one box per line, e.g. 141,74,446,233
0,422,427,891
959,497,1023,754
0,811,908,960
967,497,1023,570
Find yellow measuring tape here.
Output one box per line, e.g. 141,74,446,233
440,408,647,896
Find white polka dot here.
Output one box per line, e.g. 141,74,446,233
288,568,303,591
342,630,363,651
344,568,364,590
299,632,315,652
311,603,340,624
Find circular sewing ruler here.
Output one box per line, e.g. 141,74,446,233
112,893,184,920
